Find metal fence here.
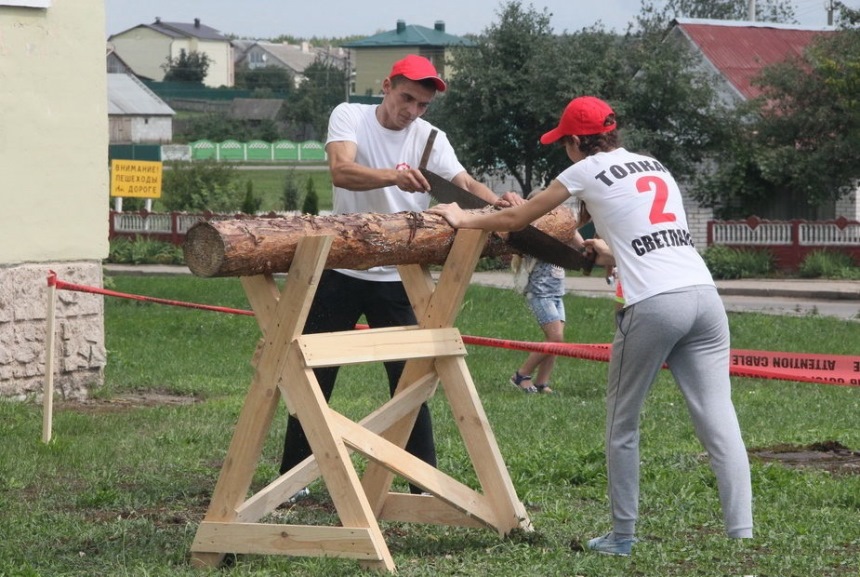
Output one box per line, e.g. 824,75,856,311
188,139,327,162
708,216,860,269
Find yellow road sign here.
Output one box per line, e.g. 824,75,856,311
110,159,163,198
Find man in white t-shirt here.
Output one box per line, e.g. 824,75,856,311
279,54,521,494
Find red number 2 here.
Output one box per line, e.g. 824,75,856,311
636,176,676,224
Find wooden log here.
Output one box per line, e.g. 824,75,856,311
183,208,578,278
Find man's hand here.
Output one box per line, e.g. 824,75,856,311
395,167,432,193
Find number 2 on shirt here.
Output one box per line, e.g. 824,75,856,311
636,176,677,224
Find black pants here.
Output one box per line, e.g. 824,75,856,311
279,270,437,493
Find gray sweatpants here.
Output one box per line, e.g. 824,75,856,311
605,285,753,538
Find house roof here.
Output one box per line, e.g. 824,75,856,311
672,18,836,100
111,18,229,42
108,73,175,116
248,42,320,72
343,20,473,48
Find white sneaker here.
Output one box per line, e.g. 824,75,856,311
287,487,310,503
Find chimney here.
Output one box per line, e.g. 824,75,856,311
194,18,200,28
435,21,445,32
396,20,406,34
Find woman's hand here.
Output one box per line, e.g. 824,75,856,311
494,191,526,208
582,238,615,267
427,202,466,228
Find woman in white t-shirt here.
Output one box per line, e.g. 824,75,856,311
429,96,752,556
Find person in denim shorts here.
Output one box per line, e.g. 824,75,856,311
509,257,569,394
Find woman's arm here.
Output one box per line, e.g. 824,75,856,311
427,179,570,231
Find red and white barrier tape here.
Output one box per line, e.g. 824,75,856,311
48,273,860,387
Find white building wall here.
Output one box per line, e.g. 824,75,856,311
835,188,860,221
0,1,109,399
130,117,172,144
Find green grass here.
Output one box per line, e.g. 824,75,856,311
1,276,859,576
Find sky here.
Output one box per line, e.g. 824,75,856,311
104,0,855,40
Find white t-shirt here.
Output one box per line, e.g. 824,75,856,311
555,148,714,306
326,102,466,281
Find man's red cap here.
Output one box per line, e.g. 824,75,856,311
389,54,447,92
540,96,616,144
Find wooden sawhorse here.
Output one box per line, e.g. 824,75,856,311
190,229,531,572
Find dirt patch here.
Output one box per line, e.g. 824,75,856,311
59,391,200,414
749,440,860,476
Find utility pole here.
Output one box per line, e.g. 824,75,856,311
747,0,756,21
826,0,835,26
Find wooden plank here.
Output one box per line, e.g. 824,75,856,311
282,343,394,571
435,355,532,535
42,280,57,444
361,231,488,512
235,455,320,523
297,327,466,367
398,264,435,318
331,411,499,529
191,236,333,569
379,494,488,529
237,372,437,523
193,522,379,559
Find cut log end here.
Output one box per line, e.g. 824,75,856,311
183,222,228,278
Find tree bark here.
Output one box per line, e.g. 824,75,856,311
183,208,578,278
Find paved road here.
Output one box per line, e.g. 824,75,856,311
105,265,860,322
470,272,860,322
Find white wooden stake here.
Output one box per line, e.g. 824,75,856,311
42,277,57,443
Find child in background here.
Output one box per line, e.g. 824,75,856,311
509,199,583,394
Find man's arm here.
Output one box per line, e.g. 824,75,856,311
327,140,433,193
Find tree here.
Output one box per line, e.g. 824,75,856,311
240,180,262,214
162,49,211,84
302,176,319,215
632,0,796,33
433,0,725,192
282,169,301,211
433,2,629,192
283,58,347,140
234,65,294,98
161,161,239,212
696,24,860,217
619,23,736,183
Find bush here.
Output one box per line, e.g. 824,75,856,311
240,180,262,214
302,176,319,215
702,245,773,279
161,160,240,212
282,170,301,211
798,250,860,279
107,237,184,265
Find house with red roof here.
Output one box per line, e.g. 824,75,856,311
666,18,856,224
668,18,836,105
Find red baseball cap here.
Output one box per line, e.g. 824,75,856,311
540,96,616,144
389,54,447,92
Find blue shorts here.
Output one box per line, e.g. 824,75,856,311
526,294,566,326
